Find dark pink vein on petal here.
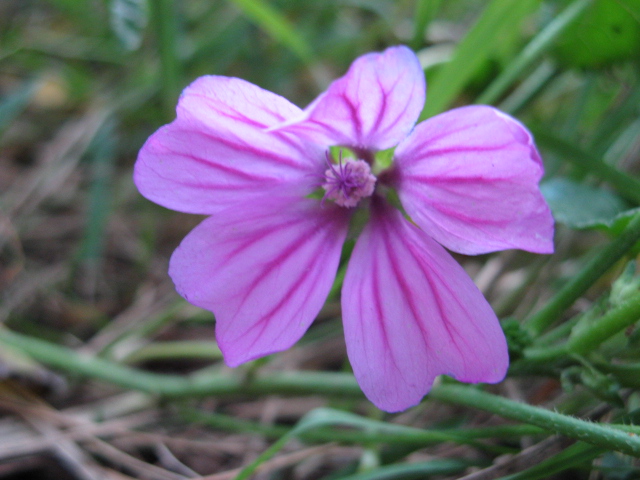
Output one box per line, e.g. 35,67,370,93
242,228,337,351
234,217,341,343
378,219,429,383
156,147,275,182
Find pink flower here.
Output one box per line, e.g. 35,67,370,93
134,46,554,412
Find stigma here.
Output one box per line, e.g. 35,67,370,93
322,151,376,208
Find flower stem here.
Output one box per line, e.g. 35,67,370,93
0,328,362,398
429,385,640,457
524,211,640,335
565,290,640,355
122,341,223,364
3,328,640,454
525,291,640,361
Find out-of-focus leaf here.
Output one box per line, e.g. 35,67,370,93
598,452,640,480
73,119,117,298
0,79,38,137
617,0,640,21
110,0,149,51
41,0,107,33
477,0,592,105
605,207,640,237
420,0,538,118
541,177,630,229
554,0,640,68
411,0,443,49
235,408,478,480
228,0,312,63
336,459,471,480
534,129,640,204
235,408,358,480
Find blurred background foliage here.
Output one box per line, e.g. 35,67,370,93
1,0,640,479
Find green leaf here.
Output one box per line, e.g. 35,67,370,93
554,0,640,68
110,0,149,51
541,178,630,229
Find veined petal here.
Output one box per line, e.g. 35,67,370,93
135,76,324,215
342,201,508,412
277,46,425,151
169,197,350,367
394,106,554,255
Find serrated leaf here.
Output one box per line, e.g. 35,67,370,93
110,0,148,51
541,178,631,229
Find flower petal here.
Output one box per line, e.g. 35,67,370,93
169,197,349,367
277,46,425,151
394,106,554,255
342,200,508,412
135,76,324,215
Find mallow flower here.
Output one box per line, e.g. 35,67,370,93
135,46,554,412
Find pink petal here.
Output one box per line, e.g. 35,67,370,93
393,106,554,255
135,76,324,215
277,46,425,151
169,197,349,367
342,200,508,412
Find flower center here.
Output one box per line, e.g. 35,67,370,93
322,151,376,208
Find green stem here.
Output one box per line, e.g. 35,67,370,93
477,0,592,105
0,328,363,398
4,329,640,455
430,385,640,457
524,212,640,335
525,291,640,361
123,341,223,364
566,291,640,355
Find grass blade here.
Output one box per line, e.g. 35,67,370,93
420,0,537,119
228,0,313,63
